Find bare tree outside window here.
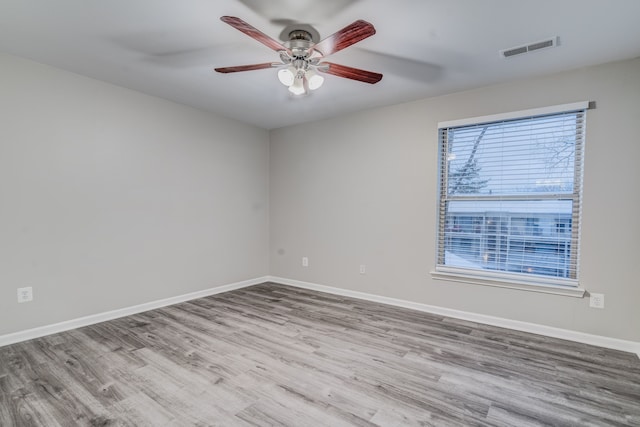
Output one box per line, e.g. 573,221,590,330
448,126,489,195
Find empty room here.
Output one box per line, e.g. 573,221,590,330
1,1,639,425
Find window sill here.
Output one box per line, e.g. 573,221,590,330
430,268,585,298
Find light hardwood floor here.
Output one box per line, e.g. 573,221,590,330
1,282,639,426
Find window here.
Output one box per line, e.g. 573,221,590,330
434,102,587,295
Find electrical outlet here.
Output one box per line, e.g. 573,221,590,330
359,264,366,274
17,286,33,303
302,257,309,267
589,293,604,309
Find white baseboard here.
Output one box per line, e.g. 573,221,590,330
268,276,640,358
0,276,268,348
4,275,639,359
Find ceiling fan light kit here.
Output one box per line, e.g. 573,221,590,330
277,57,325,94
215,16,382,96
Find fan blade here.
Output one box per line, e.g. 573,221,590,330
312,20,376,57
215,63,278,73
220,16,290,54
320,62,383,84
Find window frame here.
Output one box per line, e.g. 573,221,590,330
431,102,589,297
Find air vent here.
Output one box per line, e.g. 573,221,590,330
500,37,558,58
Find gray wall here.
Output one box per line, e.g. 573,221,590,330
0,53,270,335
270,57,640,342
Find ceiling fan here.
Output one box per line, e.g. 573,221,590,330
214,16,383,95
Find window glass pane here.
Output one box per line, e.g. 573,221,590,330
447,114,578,196
444,200,574,278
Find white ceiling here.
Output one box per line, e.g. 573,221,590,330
1,0,639,130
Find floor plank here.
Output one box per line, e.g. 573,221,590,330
0,282,638,426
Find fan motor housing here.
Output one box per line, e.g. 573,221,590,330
279,23,320,44
285,30,314,58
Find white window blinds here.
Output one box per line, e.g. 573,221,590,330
436,103,587,287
